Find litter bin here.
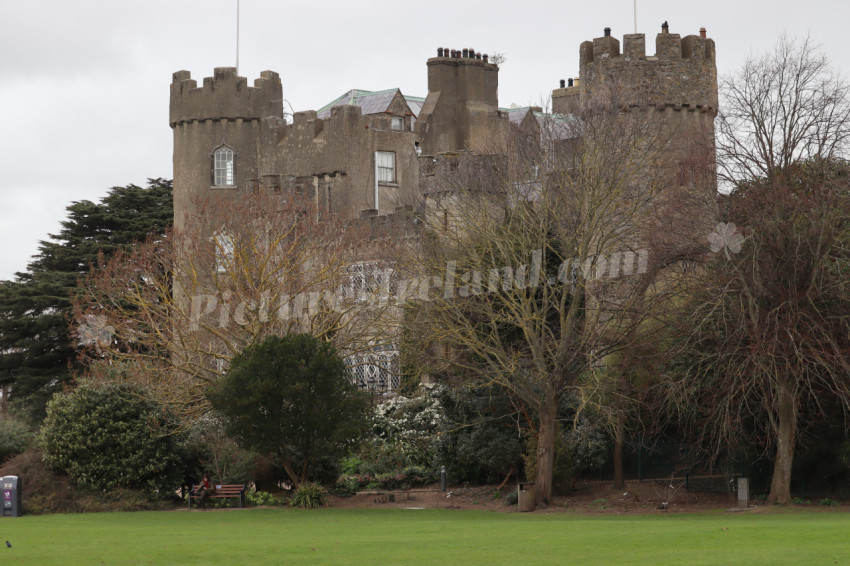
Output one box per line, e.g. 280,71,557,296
517,482,535,512
1,476,22,517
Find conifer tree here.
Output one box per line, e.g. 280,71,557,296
0,179,172,422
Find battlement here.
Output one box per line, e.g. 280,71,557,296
580,26,715,65
577,25,718,112
169,68,283,128
356,206,417,241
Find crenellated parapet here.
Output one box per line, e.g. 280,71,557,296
578,25,717,113
169,67,283,128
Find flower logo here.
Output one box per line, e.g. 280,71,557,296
708,222,744,258
78,314,115,350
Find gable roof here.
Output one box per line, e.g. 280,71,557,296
317,88,425,119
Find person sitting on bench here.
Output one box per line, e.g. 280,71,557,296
197,474,216,509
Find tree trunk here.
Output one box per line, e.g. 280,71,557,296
613,434,625,490
534,400,559,506
280,453,301,489
767,382,797,505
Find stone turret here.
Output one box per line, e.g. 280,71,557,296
169,68,283,232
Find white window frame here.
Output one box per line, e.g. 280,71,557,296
213,146,235,186
391,116,404,131
376,151,396,183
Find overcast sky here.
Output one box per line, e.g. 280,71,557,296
1,0,848,280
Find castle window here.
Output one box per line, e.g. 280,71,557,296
213,146,235,186
346,261,395,300
376,151,396,183
391,116,404,131
213,230,234,274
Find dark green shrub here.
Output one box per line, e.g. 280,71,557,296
39,384,184,494
435,385,525,485
208,334,370,487
289,482,327,508
330,476,359,497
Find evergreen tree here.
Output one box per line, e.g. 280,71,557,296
0,179,172,422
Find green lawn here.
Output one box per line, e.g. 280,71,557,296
1,508,849,565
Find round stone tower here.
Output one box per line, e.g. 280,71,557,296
572,24,719,250
169,67,283,233
577,24,718,172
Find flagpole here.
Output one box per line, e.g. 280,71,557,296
634,0,637,33
236,0,240,73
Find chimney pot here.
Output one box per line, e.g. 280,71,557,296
462,48,469,58
437,47,444,57
560,79,566,88
661,21,669,33
604,27,611,37
568,78,574,87
483,54,489,63
699,27,707,38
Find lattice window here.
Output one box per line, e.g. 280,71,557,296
346,262,395,300
345,345,400,392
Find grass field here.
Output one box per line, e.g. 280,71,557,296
1,508,849,565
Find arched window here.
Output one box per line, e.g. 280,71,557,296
213,230,234,274
212,145,234,186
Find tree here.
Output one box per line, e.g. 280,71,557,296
665,159,850,505
717,35,850,186
40,383,184,493
206,334,370,487
402,106,689,505
73,191,389,420
665,36,850,505
0,179,173,421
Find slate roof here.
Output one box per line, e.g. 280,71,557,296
317,88,425,119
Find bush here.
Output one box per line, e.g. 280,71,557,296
434,385,524,485
0,448,174,514
208,334,370,487
39,384,184,495
0,415,33,463
247,490,279,506
330,476,360,497
289,482,327,508
359,385,445,475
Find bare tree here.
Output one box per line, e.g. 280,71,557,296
667,36,850,505
402,106,687,505
73,191,391,419
717,35,850,186
665,159,850,505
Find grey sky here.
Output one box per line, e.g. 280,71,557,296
1,0,848,280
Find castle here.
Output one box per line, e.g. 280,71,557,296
169,24,718,391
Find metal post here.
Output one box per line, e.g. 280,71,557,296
637,443,643,481
440,466,446,492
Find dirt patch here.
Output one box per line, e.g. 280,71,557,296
326,482,782,514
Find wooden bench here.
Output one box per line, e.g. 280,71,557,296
188,484,246,509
